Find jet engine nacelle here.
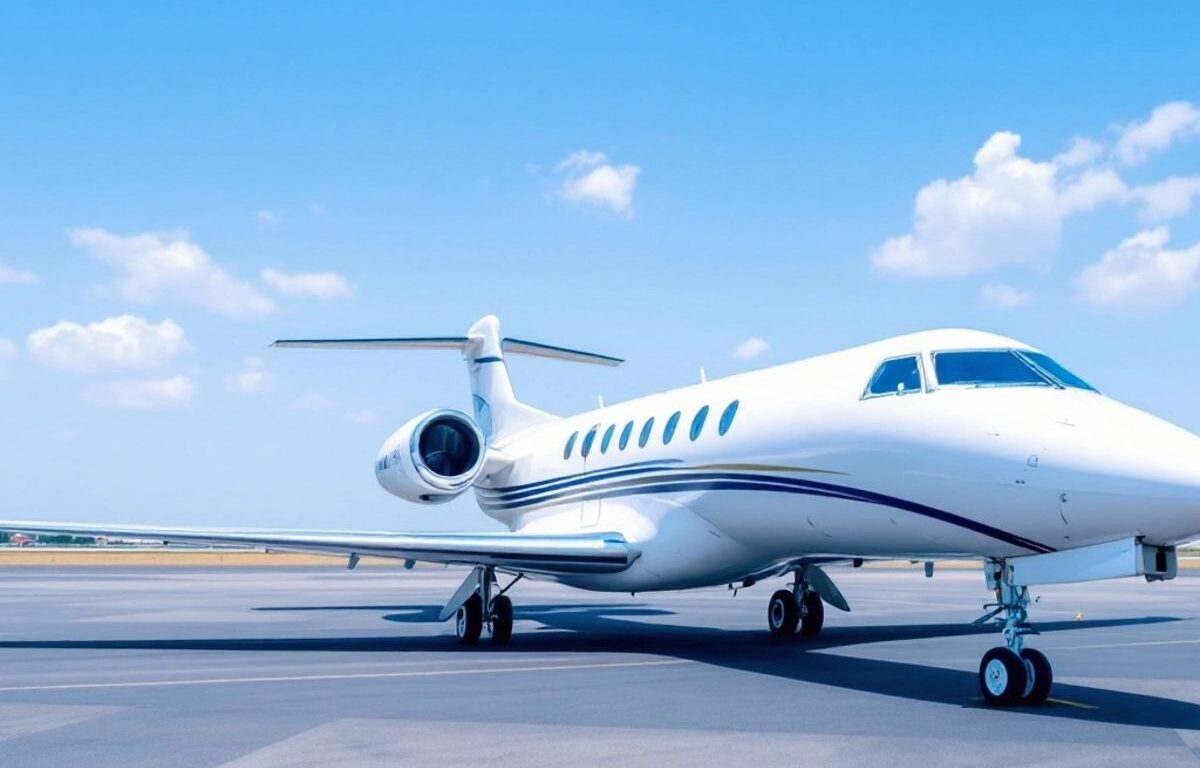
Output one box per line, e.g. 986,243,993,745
375,409,486,504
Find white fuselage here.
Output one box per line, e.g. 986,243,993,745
403,329,1200,593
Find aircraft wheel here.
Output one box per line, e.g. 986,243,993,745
455,594,483,645
491,595,513,645
798,591,824,638
1020,648,1053,705
979,647,1028,706
768,589,799,637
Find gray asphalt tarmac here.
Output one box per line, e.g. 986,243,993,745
0,564,1197,766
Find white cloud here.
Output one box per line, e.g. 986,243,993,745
27,315,187,373
1053,137,1104,168
260,268,354,300
732,337,770,360
981,283,1033,309
1112,101,1200,166
556,150,641,215
224,357,272,395
0,265,38,285
87,375,195,410
556,150,610,171
291,393,332,410
1130,176,1200,222
873,132,1127,278
1076,228,1200,311
256,209,281,227
346,409,378,424
69,228,274,318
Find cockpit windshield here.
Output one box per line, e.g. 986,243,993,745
932,349,1097,391
934,350,1049,388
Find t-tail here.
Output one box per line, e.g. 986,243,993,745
272,314,622,440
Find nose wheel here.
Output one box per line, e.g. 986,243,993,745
975,562,1053,706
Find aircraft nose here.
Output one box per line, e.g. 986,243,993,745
1083,402,1200,542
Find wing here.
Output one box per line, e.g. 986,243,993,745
0,521,637,575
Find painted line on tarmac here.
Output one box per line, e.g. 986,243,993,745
1045,638,1200,650
1045,697,1098,710
0,659,691,693
968,696,1097,710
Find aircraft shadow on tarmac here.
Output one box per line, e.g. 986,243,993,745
2,603,1197,730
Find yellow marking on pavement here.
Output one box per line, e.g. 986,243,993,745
968,696,1097,710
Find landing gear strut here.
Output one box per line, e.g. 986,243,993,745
767,568,825,639
974,559,1052,706
453,566,519,646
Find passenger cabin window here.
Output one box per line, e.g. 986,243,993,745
663,411,682,444
619,421,634,450
865,355,922,397
563,431,579,460
581,425,599,458
690,406,709,441
718,400,739,435
600,424,615,454
638,417,655,448
933,350,1051,389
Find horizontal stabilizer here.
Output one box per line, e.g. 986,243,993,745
272,336,622,366
272,337,469,351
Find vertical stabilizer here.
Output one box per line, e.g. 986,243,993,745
465,315,556,440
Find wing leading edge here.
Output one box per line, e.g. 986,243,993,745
0,521,637,575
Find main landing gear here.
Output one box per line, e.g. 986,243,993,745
450,566,519,646
767,568,825,639
974,559,1052,706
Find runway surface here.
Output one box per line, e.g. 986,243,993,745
0,565,1197,766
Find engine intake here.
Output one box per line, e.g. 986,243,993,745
375,409,486,503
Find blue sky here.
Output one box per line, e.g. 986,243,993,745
2,3,1199,531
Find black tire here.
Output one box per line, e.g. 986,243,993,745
491,595,513,646
1020,648,1053,705
799,591,825,638
768,589,799,637
455,593,483,645
979,647,1028,706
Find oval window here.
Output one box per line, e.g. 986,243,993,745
581,425,599,458
638,417,655,448
690,406,709,441
619,421,634,450
563,431,579,460
663,411,682,444
718,400,739,436
600,424,615,454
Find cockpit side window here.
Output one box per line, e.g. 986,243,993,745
933,350,1051,388
1017,351,1098,392
864,355,923,398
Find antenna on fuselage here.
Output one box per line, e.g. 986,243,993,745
699,367,708,384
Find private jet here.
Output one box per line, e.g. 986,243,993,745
5,315,1198,707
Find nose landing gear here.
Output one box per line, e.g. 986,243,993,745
974,560,1052,706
